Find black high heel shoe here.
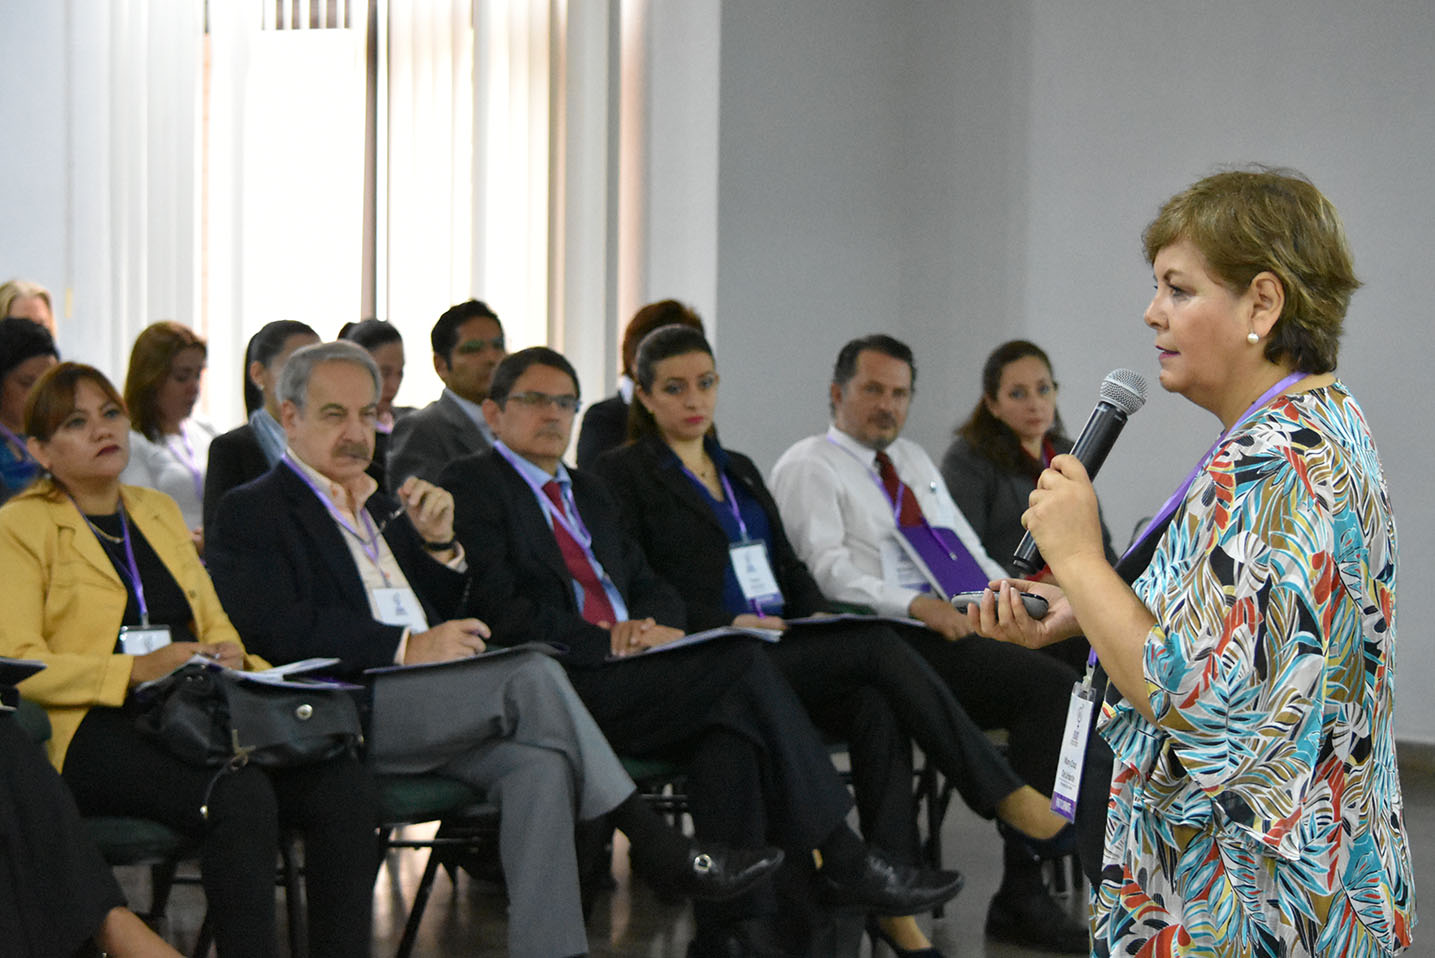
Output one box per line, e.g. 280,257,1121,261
865,916,946,957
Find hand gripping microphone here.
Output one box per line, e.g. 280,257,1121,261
1010,368,1149,574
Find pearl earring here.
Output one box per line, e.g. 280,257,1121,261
1247,331,1260,344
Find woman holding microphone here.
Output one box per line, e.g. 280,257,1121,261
967,168,1415,956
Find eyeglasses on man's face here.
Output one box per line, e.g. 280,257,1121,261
506,391,581,414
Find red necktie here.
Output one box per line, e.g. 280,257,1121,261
874,450,924,527
542,481,618,625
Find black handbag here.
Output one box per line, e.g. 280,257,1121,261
136,663,363,772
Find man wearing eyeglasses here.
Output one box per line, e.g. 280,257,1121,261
442,347,967,956
387,298,508,488
207,340,785,958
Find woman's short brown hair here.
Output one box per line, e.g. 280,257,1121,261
25,362,127,443
1142,167,1359,374
123,321,206,439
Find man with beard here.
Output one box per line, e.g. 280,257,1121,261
207,341,782,958
769,335,1088,954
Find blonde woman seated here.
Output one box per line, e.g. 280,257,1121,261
0,362,377,958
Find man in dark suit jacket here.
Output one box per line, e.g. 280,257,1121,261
207,341,778,958
441,346,964,957
386,299,506,486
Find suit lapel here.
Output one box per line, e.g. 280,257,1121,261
492,453,578,590
275,465,374,612
52,495,124,587
641,440,728,538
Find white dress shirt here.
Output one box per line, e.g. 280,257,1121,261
769,425,1005,618
120,419,216,531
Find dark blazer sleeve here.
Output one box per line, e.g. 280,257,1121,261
444,451,684,667
203,425,269,532
207,469,464,676
593,440,830,630
575,395,629,471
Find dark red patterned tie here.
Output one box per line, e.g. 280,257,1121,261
542,480,618,625
874,450,924,527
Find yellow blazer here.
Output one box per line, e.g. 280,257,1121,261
0,480,267,769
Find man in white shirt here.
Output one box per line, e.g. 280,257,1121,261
770,334,1088,954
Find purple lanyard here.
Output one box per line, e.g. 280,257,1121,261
1121,372,1305,563
682,461,752,543
0,421,29,460
824,435,964,563
1086,372,1308,672
165,426,205,505
282,456,389,585
77,498,151,627
493,442,599,549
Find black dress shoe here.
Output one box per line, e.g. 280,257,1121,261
819,848,964,916
667,843,784,901
986,887,1088,954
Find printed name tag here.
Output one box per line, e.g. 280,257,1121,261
879,538,930,592
729,541,783,605
119,626,173,655
372,587,429,632
1051,681,1098,821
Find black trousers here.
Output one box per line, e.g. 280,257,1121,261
62,706,378,958
900,628,1078,796
767,625,1028,864
0,714,124,958
565,638,855,928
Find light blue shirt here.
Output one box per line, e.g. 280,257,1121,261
492,439,630,622
445,387,496,445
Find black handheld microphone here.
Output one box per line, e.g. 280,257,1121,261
1010,368,1148,574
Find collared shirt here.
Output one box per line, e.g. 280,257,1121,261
492,439,630,622
248,407,287,467
769,424,1005,617
120,419,217,531
616,374,635,405
445,387,496,445
286,449,466,661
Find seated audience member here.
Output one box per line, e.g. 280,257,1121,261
387,299,506,486
442,347,964,957
575,298,704,470
0,278,56,334
206,341,779,958
203,320,320,530
941,339,1116,575
0,362,377,958
770,335,1087,954
940,339,1117,669
339,318,412,490
0,317,59,504
595,325,1074,957
1,712,181,958
119,322,215,540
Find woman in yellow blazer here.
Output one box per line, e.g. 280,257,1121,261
0,362,376,958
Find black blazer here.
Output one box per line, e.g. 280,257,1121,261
203,424,270,532
206,463,466,677
575,394,628,471
593,435,829,631
441,448,685,669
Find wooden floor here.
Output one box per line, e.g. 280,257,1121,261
121,754,1435,956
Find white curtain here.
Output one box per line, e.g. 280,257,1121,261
65,0,202,394
206,1,367,429
384,0,622,407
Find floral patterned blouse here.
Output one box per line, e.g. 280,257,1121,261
1095,382,1416,957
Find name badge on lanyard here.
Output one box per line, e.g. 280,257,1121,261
879,537,931,592
372,587,429,632
1051,679,1098,821
729,540,783,609
119,625,173,655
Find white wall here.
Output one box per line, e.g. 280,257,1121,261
699,0,1435,742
